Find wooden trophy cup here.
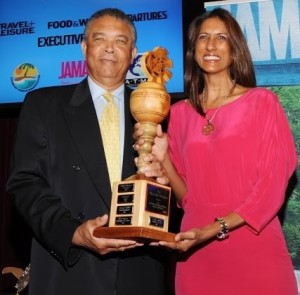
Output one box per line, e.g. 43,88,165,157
94,47,175,242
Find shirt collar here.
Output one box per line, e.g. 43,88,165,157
88,76,124,103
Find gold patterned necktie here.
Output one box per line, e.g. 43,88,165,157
100,92,120,188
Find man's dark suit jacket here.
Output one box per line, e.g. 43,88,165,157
7,78,167,295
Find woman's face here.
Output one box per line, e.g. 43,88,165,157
194,17,233,76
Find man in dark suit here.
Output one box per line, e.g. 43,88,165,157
7,8,169,295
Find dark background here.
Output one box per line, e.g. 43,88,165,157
0,1,210,293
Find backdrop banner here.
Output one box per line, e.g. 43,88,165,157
0,0,184,104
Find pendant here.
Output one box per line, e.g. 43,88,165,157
202,121,214,135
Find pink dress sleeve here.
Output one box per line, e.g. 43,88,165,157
235,90,298,233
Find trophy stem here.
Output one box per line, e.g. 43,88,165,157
137,122,157,173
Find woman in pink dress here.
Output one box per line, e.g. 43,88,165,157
137,7,298,295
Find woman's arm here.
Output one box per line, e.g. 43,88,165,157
159,211,245,252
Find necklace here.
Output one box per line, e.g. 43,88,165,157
202,83,236,136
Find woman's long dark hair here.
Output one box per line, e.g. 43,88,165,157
185,8,256,115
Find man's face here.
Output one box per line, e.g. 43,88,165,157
81,15,137,88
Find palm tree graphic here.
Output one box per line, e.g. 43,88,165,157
15,63,35,81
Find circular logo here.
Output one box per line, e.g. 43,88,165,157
11,63,40,92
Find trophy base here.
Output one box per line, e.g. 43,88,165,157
93,226,176,242
95,173,175,243
109,174,171,231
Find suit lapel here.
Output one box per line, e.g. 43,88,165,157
61,79,111,210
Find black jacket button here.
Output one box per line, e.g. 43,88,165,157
72,165,81,171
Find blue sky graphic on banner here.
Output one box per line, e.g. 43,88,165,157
0,0,183,104
205,0,300,86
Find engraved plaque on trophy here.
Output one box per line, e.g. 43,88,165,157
94,47,175,242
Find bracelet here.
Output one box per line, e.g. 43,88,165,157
215,217,229,240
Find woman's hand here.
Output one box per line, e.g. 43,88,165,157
157,212,245,252
157,228,206,252
133,123,169,185
133,123,168,161
157,223,220,252
133,122,187,202
152,124,169,162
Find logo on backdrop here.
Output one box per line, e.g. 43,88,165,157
0,21,35,36
126,53,147,89
47,19,87,29
11,63,40,92
58,60,87,84
127,11,168,22
37,18,87,48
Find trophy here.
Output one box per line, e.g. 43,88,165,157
94,47,175,242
